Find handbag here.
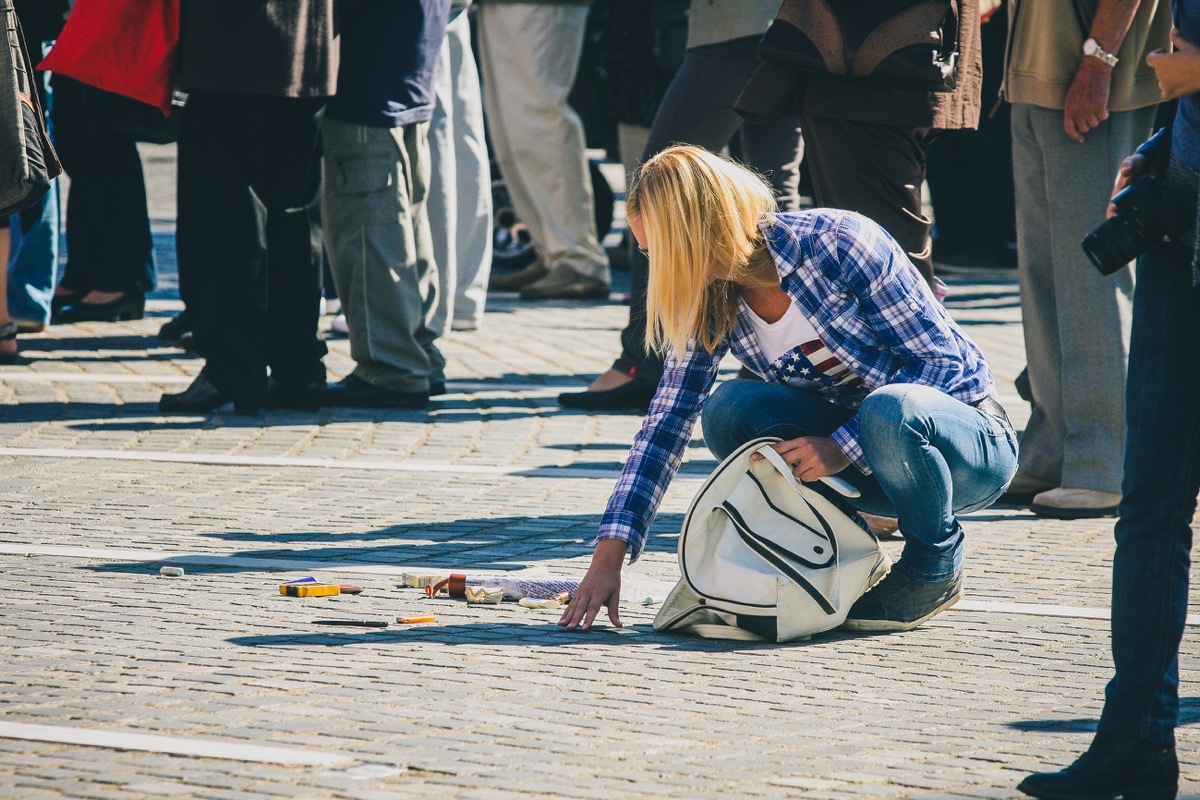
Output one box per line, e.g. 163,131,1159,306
37,0,180,115
0,0,60,217
654,437,890,643
757,0,960,93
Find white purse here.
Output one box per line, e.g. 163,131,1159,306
654,437,890,642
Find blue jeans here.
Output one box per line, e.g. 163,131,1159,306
7,180,59,325
1099,237,1200,748
702,380,1018,580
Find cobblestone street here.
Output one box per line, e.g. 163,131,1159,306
0,145,1196,799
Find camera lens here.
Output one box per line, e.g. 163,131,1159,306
1082,216,1143,276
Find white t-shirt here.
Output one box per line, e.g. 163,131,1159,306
741,299,863,390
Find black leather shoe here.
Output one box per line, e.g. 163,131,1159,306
1018,732,1178,800
265,378,325,411
57,291,145,323
323,374,430,409
158,310,192,347
558,380,656,414
159,372,261,415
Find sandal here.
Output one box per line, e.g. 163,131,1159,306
0,320,19,365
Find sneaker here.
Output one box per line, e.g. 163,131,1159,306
842,564,962,632
1030,487,1121,520
519,262,610,301
489,258,547,291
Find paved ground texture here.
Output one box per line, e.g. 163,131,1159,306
0,146,1197,799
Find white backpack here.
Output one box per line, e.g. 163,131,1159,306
654,437,890,642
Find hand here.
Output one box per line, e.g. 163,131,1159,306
1063,58,1112,142
558,538,626,631
1146,28,1200,100
751,436,851,482
1107,152,1147,219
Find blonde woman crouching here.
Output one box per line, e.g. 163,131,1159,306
559,145,1018,634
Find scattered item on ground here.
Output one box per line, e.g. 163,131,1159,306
284,576,317,584
337,584,364,595
465,586,504,604
427,573,581,601
641,596,663,606
280,583,341,597
402,573,444,589
655,437,889,642
607,627,643,635
397,614,436,624
159,566,185,577
312,620,388,628
518,591,571,609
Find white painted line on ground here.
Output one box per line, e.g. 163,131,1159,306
0,372,566,394
0,446,706,481
0,722,354,766
0,543,536,579
956,599,1200,627
1,543,1193,627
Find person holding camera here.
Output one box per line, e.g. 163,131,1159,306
1019,5,1200,798
1000,0,1171,519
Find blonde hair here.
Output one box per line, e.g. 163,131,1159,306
627,145,777,356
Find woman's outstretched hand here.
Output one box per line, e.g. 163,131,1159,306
558,538,627,631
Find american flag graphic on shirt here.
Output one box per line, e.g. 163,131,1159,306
773,340,863,389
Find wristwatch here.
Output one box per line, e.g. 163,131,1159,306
1083,37,1119,67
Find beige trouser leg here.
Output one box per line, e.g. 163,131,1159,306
475,3,609,281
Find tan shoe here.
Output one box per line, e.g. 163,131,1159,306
860,512,900,538
519,262,610,301
488,258,547,291
1030,487,1121,519
997,471,1057,505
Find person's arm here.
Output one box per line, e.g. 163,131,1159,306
1107,28,1200,214
1063,0,1143,142
558,343,724,631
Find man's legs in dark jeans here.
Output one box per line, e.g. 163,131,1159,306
178,92,326,404
1100,240,1200,748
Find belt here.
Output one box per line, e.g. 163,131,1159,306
970,395,1011,427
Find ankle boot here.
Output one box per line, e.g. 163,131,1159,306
1018,732,1178,800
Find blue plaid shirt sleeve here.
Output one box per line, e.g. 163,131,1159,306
774,213,992,474
593,341,725,563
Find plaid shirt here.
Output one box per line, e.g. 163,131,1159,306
597,210,995,562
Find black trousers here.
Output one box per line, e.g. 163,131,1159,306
50,75,155,295
800,117,935,285
613,35,805,386
177,91,327,403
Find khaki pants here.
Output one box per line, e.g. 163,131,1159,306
475,3,609,280
322,119,445,393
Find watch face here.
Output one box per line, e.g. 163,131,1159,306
1084,38,1097,55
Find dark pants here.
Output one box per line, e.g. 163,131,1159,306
800,117,934,284
50,76,155,295
177,91,327,403
924,4,1015,259
1099,235,1200,748
613,35,805,386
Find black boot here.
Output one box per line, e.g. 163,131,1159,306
1018,732,1178,800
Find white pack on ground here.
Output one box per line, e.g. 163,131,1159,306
654,437,890,642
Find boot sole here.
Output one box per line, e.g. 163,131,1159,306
841,589,962,633
1029,503,1119,520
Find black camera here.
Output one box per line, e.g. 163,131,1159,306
1082,173,1191,275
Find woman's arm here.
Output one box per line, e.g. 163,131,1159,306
559,343,724,631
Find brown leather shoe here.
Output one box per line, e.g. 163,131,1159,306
519,262,610,300
488,258,547,291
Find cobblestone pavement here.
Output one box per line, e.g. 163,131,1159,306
0,148,1196,799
